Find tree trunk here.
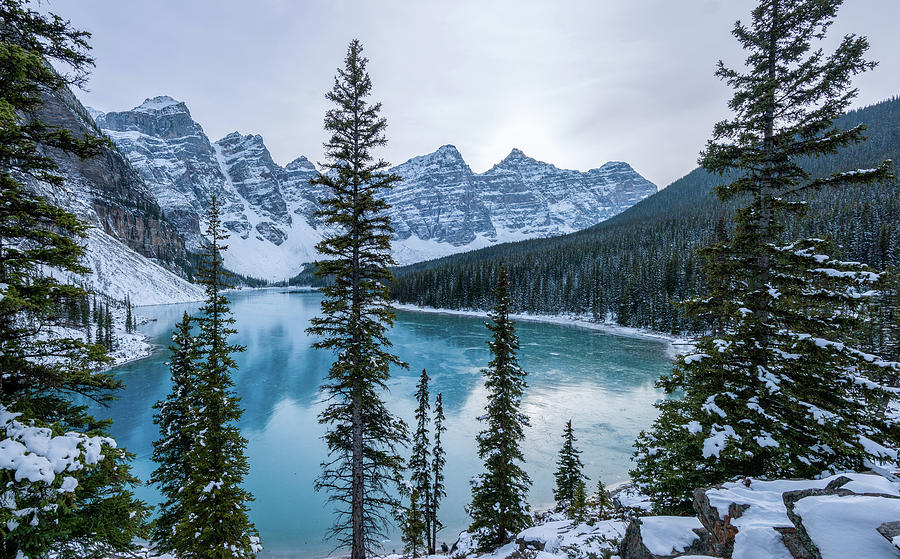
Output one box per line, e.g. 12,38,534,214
351,390,365,559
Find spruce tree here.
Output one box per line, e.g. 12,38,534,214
409,369,432,552
594,479,612,518
553,420,587,516
307,39,408,559
0,2,148,556
397,488,426,557
429,392,447,554
174,197,261,558
125,295,134,334
468,267,532,550
150,312,199,553
632,0,899,512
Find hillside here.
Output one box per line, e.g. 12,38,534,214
391,96,900,334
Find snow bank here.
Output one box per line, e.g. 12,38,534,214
794,494,900,559
638,516,703,556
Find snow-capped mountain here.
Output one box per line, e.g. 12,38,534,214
387,145,657,263
91,96,657,280
31,89,203,305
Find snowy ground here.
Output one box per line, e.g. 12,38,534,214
40,302,154,369
392,303,696,360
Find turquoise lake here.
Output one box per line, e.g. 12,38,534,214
100,289,671,558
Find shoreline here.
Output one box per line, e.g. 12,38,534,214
392,303,695,359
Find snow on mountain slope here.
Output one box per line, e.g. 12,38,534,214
78,228,204,306
30,89,202,306
92,96,657,280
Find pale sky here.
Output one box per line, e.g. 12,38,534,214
48,0,900,189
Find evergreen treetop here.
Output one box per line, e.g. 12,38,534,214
307,39,408,559
429,392,447,554
150,312,199,553
409,369,432,553
172,197,261,558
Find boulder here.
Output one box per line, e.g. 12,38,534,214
619,516,713,559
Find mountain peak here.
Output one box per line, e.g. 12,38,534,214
133,96,186,113
287,155,316,171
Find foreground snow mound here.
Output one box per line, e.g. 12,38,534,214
620,472,900,558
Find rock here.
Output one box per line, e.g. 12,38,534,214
876,521,900,550
694,473,900,559
619,516,713,559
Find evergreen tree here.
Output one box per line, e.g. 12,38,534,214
594,479,612,518
409,369,432,552
632,0,899,512
173,197,261,558
307,40,408,559
468,267,532,550
571,482,587,523
429,392,447,554
396,488,426,557
150,312,199,553
553,420,587,516
125,295,134,334
0,2,148,556
104,302,114,350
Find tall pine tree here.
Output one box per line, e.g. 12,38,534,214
307,39,408,559
429,392,447,554
174,197,261,558
468,267,532,550
553,420,587,517
150,312,199,553
0,2,148,556
632,0,899,512
408,369,432,555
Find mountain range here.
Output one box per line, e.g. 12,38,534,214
89,96,657,280
391,96,900,334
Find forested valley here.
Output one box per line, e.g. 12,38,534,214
391,97,900,335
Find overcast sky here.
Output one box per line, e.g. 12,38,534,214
48,0,900,189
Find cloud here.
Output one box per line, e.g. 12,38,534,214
51,0,900,189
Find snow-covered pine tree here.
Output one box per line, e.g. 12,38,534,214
468,267,532,550
409,369,432,552
632,0,898,513
174,197,260,558
0,2,148,556
553,419,588,517
150,312,199,553
429,392,447,554
307,39,408,559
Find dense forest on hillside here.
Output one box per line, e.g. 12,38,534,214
390,97,900,334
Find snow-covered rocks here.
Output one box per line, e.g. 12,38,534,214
618,472,900,559
517,518,628,557
619,516,711,559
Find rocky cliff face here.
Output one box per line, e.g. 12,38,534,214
90,96,657,280
26,88,202,304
